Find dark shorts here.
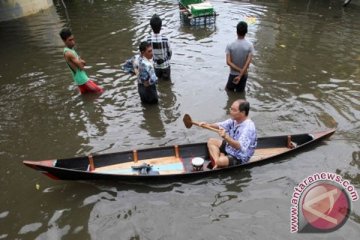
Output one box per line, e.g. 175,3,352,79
138,83,158,104
219,140,242,166
78,80,104,94
155,67,171,81
226,74,248,92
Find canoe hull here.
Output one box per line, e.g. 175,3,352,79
23,129,335,181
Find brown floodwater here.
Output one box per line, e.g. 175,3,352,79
0,0,359,239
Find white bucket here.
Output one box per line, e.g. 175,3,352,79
191,157,204,171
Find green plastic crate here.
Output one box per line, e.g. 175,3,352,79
190,3,214,17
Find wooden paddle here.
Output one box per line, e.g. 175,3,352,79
183,114,219,133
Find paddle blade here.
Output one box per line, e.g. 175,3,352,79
183,114,193,129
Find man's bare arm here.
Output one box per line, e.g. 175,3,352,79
64,51,85,70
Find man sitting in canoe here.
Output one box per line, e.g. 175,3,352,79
200,99,257,169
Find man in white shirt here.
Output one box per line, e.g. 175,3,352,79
200,99,257,169
137,41,159,104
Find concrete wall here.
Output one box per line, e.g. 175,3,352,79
0,0,53,22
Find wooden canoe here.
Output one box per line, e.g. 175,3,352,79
23,129,335,181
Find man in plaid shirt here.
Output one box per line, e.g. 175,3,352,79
147,14,172,81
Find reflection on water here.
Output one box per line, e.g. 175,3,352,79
157,80,180,124
136,78,180,138
336,150,360,188
178,24,217,46
336,150,360,228
0,0,360,238
210,169,252,209
224,90,247,113
86,170,252,239
140,104,166,138
76,95,109,153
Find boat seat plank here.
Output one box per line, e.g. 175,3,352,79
249,147,290,163
93,156,185,175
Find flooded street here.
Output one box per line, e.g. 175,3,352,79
0,0,359,239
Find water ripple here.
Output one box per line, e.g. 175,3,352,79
1,0,360,239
